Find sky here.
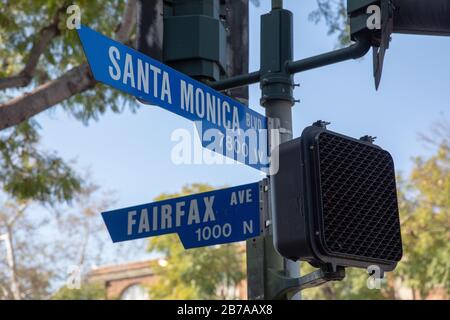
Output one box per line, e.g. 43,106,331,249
34,1,449,264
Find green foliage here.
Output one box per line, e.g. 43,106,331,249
0,120,81,203
0,0,138,123
52,282,106,300
0,0,123,74
302,138,450,300
0,1,140,203
395,142,450,298
147,184,245,300
310,0,350,46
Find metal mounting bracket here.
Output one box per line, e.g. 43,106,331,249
266,265,346,300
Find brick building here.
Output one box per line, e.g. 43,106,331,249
87,259,247,300
87,260,156,299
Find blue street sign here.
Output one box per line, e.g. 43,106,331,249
101,182,261,249
77,25,270,172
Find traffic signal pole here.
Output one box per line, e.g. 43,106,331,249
246,0,300,300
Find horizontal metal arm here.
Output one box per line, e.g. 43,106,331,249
267,265,346,300
286,36,371,74
209,70,261,91
208,36,371,92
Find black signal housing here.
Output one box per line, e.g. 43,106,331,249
272,125,403,272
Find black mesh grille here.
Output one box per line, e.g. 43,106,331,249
317,132,402,262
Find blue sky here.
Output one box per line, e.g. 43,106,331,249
34,1,449,263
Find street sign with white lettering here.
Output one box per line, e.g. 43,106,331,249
77,25,271,172
101,182,261,249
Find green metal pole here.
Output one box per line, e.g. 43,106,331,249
247,2,301,300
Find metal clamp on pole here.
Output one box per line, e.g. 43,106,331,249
267,265,346,300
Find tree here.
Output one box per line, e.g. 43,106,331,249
0,2,141,299
0,120,82,203
51,282,106,300
0,180,116,300
147,184,246,300
0,120,85,300
302,122,450,300
394,124,449,299
0,0,138,130
309,0,349,46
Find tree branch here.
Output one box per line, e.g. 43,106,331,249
115,0,137,43
0,0,137,131
0,26,59,90
4,229,21,300
0,64,95,130
0,6,66,91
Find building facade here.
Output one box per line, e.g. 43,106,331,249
87,259,247,300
